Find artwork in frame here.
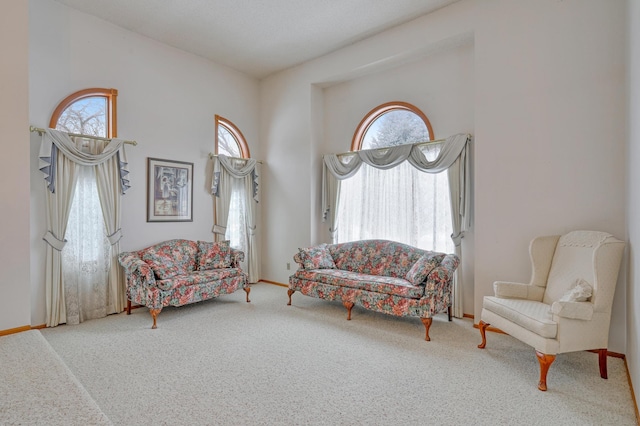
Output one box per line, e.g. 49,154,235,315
147,157,193,222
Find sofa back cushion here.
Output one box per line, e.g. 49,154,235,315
139,239,198,280
298,244,336,269
405,253,446,285
329,240,433,278
197,240,232,270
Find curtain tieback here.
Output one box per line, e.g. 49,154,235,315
43,231,67,251
451,231,464,247
107,229,123,245
212,224,227,235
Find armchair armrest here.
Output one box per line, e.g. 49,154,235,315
230,248,245,267
493,281,544,301
551,301,594,320
118,252,156,288
293,252,305,269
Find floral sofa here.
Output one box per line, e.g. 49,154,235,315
118,239,250,328
288,239,460,341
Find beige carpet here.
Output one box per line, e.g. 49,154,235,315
21,283,637,425
0,329,111,425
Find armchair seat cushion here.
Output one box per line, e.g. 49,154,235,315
483,296,557,338
294,269,424,299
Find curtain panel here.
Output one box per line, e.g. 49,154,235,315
211,155,260,283
322,133,471,317
38,129,130,326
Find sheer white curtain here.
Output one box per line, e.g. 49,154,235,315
62,165,112,324
212,155,260,283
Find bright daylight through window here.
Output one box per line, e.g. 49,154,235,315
336,103,454,253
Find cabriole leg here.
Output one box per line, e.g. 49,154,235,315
149,308,161,329
535,351,555,391
478,320,490,349
244,287,251,303
421,317,433,341
343,301,354,320
598,348,608,379
287,289,295,305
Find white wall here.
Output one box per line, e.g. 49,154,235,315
321,40,475,313
260,0,628,353
28,0,260,326
626,0,640,411
0,1,31,332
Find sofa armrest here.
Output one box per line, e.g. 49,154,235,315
424,254,459,292
118,252,156,288
551,301,594,320
293,252,305,269
493,281,544,301
230,248,245,267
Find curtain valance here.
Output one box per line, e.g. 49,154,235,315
38,129,130,194
211,155,259,202
322,133,470,222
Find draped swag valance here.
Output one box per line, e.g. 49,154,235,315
38,129,130,194
211,155,259,202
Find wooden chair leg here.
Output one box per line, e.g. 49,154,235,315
343,301,354,320
244,287,251,303
477,320,490,349
287,289,295,305
150,308,161,329
421,317,433,341
598,348,608,379
448,306,452,321
535,350,555,391
127,299,132,315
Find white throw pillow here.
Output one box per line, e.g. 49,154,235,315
559,278,593,302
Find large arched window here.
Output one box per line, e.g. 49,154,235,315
337,102,453,253
214,115,251,265
50,88,118,324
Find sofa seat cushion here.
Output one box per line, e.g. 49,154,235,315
156,268,244,291
139,239,198,280
293,269,424,299
483,296,557,338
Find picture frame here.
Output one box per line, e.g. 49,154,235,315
147,157,193,222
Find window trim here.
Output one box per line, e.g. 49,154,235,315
350,101,434,151
49,88,118,137
215,114,250,158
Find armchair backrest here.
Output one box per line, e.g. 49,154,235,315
541,231,624,312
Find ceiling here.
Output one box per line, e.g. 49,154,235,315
53,0,459,79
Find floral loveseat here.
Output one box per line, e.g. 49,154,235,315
118,239,250,328
288,239,460,341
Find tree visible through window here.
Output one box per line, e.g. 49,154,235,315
337,102,454,253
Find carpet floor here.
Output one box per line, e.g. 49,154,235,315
12,283,636,425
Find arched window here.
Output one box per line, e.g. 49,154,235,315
50,88,117,324
214,115,251,264
215,115,250,158
337,102,453,253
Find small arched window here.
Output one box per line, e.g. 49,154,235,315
351,101,433,151
50,88,118,138
215,115,250,158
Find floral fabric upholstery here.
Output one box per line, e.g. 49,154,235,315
138,239,198,280
298,244,336,269
289,239,459,320
118,240,248,311
197,240,232,270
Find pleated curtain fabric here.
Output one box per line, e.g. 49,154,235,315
322,133,471,318
39,129,130,326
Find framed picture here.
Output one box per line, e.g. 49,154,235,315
147,157,193,222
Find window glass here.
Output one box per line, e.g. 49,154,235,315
55,96,107,138
362,110,430,150
217,124,242,157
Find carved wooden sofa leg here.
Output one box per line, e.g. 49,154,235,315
535,351,555,391
343,301,354,320
448,306,452,321
287,289,295,305
150,308,161,329
477,320,490,349
127,300,132,315
244,287,251,303
421,317,433,341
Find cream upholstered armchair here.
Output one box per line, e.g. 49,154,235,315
477,230,625,391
